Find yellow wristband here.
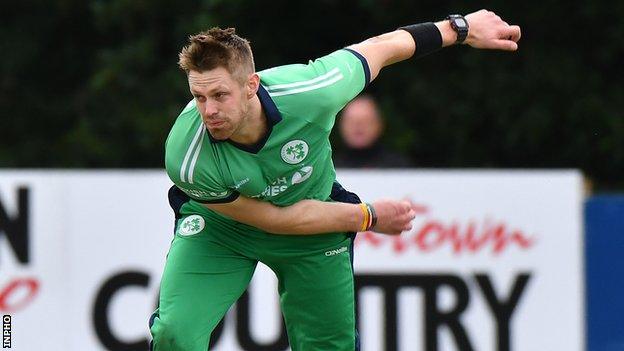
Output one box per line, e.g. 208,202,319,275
359,203,369,232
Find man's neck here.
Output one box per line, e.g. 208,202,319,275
229,95,267,145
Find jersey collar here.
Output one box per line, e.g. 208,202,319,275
207,84,282,154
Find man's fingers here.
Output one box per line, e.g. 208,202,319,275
400,215,414,231
492,39,518,51
399,201,411,213
501,25,521,42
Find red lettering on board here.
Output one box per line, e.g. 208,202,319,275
356,204,535,255
0,278,40,312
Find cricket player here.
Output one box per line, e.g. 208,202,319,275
150,9,521,350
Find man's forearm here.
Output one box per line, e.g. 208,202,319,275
206,194,415,236
348,10,520,80
349,23,457,77
267,198,416,236
348,24,456,80
434,20,460,47
205,196,364,235
268,200,363,235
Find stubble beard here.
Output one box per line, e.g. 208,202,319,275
211,100,251,142
230,100,252,140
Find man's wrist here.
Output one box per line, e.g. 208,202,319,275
356,203,367,232
366,203,377,230
434,20,459,47
398,23,443,59
346,203,365,232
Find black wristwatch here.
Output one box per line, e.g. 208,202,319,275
446,14,469,44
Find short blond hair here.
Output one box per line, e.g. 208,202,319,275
178,27,255,82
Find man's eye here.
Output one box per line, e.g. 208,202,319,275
215,92,227,98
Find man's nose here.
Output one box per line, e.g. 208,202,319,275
202,103,218,117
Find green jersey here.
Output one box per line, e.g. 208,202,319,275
165,49,369,220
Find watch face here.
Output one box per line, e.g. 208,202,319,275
456,18,467,27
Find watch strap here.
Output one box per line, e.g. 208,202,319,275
446,14,469,44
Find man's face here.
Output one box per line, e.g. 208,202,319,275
188,67,250,140
339,99,383,149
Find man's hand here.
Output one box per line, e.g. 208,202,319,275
464,9,521,51
370,200,416,235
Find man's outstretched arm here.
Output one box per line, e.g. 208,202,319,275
204,195,415,236
348,9,521,81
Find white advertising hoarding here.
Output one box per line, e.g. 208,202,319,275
339,170,584,351
0,170,583,350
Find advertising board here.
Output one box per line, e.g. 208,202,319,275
0,170,583,350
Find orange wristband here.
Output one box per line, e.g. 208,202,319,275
358,203,369,232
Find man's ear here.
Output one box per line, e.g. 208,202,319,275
246,73,260,99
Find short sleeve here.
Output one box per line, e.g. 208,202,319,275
259,49,371,130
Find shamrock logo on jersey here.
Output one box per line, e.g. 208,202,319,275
287,143,306,159
281,140,309,164
178,215,205,236
185,218,201,231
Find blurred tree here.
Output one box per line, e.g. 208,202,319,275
1,0,623,189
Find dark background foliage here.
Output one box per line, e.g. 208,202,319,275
2,0,623,190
